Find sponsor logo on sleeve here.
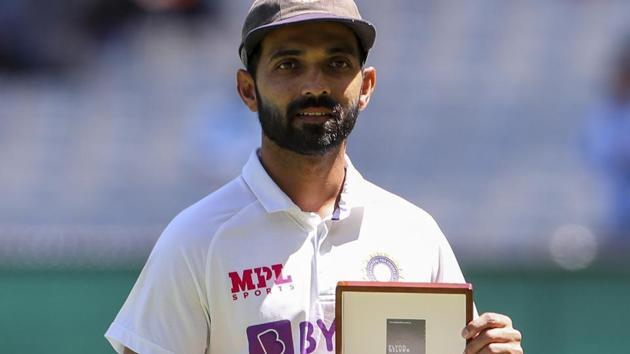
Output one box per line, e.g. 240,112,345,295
228,263,294,301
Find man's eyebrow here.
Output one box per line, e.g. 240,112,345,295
267,45,359,62
327,46,359,57
268,49,303,62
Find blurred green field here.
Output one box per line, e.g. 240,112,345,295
0,268,628,353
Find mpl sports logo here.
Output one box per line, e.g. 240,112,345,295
228,263,294,301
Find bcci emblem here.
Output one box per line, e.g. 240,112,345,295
364,253,402,282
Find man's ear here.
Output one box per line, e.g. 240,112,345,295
358,66,376,111
237,69,258,112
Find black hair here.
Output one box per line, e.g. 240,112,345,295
246,43,262,80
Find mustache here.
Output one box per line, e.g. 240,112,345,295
286,95,342,120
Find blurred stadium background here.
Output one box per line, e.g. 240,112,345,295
1,0,629,353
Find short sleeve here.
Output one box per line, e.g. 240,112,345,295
432,224,479,318
434,232,466,284
105,222,210,354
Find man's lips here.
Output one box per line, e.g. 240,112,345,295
296,112,332,117
294,107,335,121
297,107,333,115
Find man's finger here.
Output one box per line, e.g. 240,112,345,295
462,312,513,339
463,327,522,354
478,342,523,354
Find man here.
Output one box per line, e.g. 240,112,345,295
105,1,523,353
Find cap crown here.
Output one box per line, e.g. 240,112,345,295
242,0,362,39
239,0,375,67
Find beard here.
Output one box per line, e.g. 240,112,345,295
255,87,360,156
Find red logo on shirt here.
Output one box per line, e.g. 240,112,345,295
228,263,294,301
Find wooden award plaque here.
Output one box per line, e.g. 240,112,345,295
336,281,473,354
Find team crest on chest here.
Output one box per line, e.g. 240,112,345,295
363,253,402,282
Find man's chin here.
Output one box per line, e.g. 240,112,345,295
272,137,341,156
290,117,335,130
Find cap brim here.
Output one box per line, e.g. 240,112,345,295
239,13,376,66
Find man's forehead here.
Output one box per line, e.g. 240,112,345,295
260,22,360,55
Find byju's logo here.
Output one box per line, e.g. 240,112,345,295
247,320,294,354
247,319,336,354
228,263,294,301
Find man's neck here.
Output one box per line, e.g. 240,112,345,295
259,137,347,219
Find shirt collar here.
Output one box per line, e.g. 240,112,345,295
241,149,366,220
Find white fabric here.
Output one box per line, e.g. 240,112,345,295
105,150,469,354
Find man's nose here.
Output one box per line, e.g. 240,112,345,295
300,68,330,96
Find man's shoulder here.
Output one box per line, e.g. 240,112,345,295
361,179,436,221
353,178,448,248
160,176,259,245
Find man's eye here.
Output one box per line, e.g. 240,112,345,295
277,61,297,70
330,59,350,69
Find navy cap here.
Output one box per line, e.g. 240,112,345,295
239,0,376,67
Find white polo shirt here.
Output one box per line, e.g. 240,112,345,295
105,150,468,354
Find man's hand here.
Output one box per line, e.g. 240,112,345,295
462,312,523,354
